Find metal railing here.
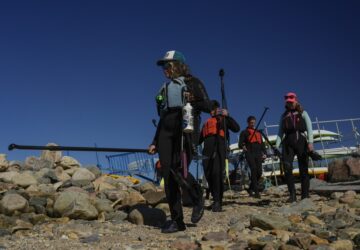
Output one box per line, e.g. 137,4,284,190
105,152,158,181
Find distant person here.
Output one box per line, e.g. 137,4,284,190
275,92,314,202
148,50,211,233
200,100,240,212
238,116,266,198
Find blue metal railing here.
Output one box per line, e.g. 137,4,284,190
105,152,158,182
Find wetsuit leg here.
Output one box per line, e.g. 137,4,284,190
296,137,310,199
254,153,263,192
157,112,183,224
246,152,259,194
210,150,222,202
282,143,296,199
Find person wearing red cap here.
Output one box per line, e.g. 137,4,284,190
275,92,314,203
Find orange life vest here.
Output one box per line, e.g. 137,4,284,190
202,117,225,138
247,128,262,144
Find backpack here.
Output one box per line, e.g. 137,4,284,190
156,77,187,116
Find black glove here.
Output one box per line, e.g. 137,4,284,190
308,151,322,161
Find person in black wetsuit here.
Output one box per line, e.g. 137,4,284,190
275,92,314,203
199,100,240,212
238,116,267,199
148,50,211,233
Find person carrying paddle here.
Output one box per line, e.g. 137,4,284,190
238,116,267,199
199,100,240,212
275,92,314,203
148,50,211,233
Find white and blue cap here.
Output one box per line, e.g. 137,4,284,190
156,50,186,66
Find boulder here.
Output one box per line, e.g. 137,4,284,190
85,166,101,178
40,143,62,164
54,167,71,182
339,190,357,204
136,182,157,194
93,198,114,213
0,193,29,215
0,154,9,172
25,156,53,170
0,171,19,183
329,240,353,250
346,157,360,177
72,168,96,182
155,203,170,216
104,189,129,202
128,205,166,227
58,156,81,169
12,172,38,187
120,191,146,208
328,157,360,182
8,160,24,170
250,214,291,230
54,191,97,220
142,190,166,206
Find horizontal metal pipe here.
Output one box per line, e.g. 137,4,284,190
8,143,148,153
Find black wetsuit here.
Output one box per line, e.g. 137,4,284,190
278,110,312,200
238,128,266,195
152,75,211,225
200,115,240,203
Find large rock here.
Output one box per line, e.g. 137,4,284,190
346,157,360,177
142,190,166,206
0,154,9,172
339,191,357,204
128,205,166,227
0,171,19,183
328,157,360,182
250,214,291,230
329,240,353,250
85,166,101,178
58,156,81,169
0,193,29,215
54,191,98,220
136,182,157,194
25,156,53,170
35,168,59,183
54,167,71,182
72,168,96,182
104,189,129,202
93,198,113,213
12,172,38,187
40,143,62,164
277,198,317,215
120,191,146,208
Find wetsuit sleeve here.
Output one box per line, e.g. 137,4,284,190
238,130,247,149
275,116,284,148
151,119,162,147
226,116,240,133
302,111,313,144
188,77,212,113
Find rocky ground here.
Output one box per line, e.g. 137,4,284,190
0,147,359,250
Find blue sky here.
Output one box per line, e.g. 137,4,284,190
0,0,359,166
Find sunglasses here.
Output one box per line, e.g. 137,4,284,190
162,62,172,70
284,95,296,99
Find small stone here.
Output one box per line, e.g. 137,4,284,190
202,231,230,241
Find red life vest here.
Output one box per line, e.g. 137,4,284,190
202,117,225,138
247,128,262,144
